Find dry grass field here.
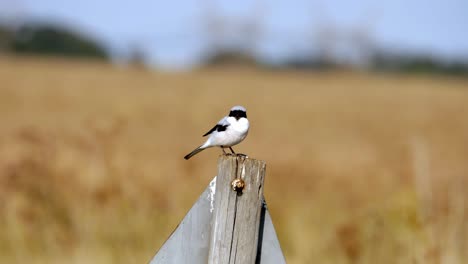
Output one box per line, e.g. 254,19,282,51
0,56,467,264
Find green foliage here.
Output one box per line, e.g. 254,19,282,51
12,23,108,59
371,52,468,77
0,23,108,60
203,50,259,68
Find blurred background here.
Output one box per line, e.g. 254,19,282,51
1,1,467,263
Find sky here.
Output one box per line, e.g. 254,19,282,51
1,0,468,68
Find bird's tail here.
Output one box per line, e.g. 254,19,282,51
184,146,205,160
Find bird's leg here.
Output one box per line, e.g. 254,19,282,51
221,147,228,155
229,147,248,158
229,147,236,154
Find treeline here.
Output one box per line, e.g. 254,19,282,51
0,23,108,60
370,52,468,76
1,22,467,76
202,49,468,77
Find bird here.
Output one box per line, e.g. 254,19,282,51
184,105,249,160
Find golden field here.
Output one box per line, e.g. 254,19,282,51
0,56,467,264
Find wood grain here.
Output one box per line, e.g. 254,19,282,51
208,155,266,264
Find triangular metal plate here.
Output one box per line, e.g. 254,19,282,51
150,177,285,264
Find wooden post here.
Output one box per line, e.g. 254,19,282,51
150,155,285,264
208,155,266,264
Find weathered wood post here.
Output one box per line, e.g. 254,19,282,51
150,155,285,264
208,155,266,263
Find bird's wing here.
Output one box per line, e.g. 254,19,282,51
202,117,230,137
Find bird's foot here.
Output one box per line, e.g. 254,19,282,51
235,153,249,158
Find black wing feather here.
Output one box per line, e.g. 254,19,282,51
202,124,229,137
202,125,218,137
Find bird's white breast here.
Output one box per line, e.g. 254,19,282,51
228,117,249,134
209,117,249,147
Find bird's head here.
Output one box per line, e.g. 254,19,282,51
229,106,247,120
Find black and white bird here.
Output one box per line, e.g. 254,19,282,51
184,106,249,160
